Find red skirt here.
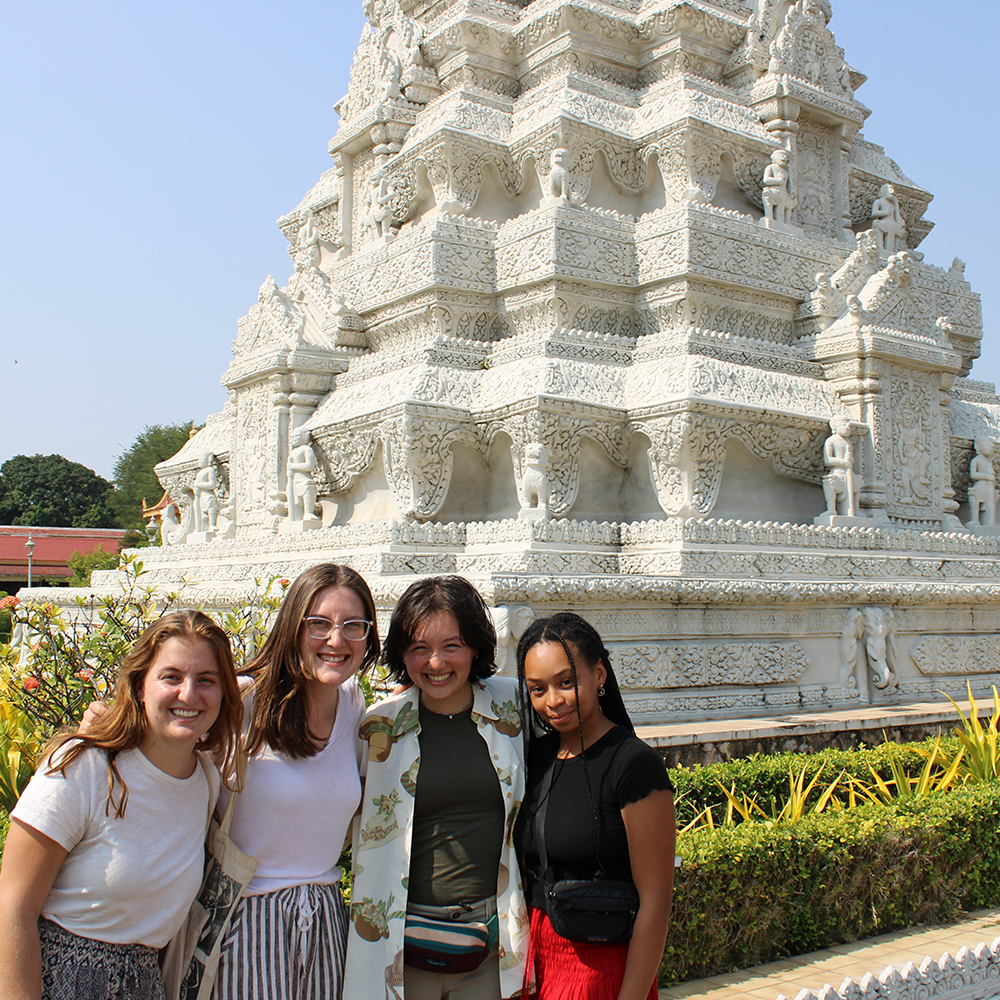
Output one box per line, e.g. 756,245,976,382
522,907,658,1000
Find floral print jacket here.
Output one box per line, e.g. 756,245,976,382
342,676,528,1000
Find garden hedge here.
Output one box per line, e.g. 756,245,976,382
661,781,1000,985
669,737,960,826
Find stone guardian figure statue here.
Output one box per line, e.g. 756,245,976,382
871,183,906,254
761,149,797,228
967,436,998,528
191,453,221,536
821,418,860,518
286,428,321,524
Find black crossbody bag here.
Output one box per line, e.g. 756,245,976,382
533,742,640,944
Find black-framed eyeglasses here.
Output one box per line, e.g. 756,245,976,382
302,617,372,641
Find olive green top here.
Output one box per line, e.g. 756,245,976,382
407,700,505,905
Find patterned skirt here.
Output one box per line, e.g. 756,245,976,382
523,907,658,1000
39,918,164,1000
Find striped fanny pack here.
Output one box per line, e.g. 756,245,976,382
403,900,498,974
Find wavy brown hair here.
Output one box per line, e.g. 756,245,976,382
243,564,379,758
46,610,243,818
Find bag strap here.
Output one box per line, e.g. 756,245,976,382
195,747,243,837
194,752,217,835
533,732,630,884
217,776,242,836
534,752,556,885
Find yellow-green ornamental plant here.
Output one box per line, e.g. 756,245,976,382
941,683,1000,783
682,764,845,832
852,737,964,806
0,696,40,814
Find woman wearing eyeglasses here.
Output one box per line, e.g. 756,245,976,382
210,563,380,1000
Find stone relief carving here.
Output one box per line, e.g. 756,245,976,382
911,635,1000,675
841,606,897,692
766,0,847,94
340,0,437,121
896,403,934,507
616,641,810,689
636,410,826,517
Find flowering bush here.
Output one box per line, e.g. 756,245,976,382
0,553,288,811
0,594,15,644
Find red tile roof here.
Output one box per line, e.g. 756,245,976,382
0,526,127,579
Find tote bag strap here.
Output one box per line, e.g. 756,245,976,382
194,752,216,835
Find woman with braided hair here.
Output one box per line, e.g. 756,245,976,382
514,613,675,1000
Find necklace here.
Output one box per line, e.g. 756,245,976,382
422,695,474,718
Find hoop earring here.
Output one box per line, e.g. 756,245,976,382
598,685,605,697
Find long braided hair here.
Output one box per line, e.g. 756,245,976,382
516,611,632,751
515,612,634,873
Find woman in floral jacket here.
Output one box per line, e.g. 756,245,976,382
342,576,528,1000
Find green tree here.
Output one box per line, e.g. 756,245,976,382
66,545,121,587
0,455,115,527
108,423,194,533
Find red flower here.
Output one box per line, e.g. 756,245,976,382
278,578,291,588
76,669,94,682
23,677,41,691
0,595,19,610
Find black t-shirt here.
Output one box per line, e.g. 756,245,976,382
514,726,673,909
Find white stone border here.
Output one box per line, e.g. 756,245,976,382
778,938,1000,1000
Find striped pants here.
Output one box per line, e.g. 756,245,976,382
210,882,348,1000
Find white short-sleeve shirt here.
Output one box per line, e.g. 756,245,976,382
12,744,219,948
219,676,366,895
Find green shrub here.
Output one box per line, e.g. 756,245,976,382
670,739,959,826
662,782,1000,984
66,545,121,587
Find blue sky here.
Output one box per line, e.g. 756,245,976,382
1,1,994,480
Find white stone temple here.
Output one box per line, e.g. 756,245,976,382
82,0,1000,722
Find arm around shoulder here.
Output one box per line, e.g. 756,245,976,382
0,819,70,1000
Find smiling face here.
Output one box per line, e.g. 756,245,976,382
524,640,607,743
298,585,370,692
403,610,475,714
140,637,223,756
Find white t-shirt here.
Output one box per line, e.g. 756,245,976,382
12,744,219,948
220,676,365,895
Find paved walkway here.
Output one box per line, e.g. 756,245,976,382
636,697,968,752
658,908,1000,1000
